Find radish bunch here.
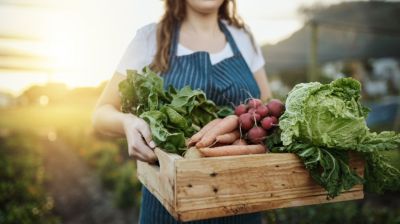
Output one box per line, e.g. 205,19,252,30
235,99,285,144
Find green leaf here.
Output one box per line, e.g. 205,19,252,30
364,151,400,194
357,131,400,152
265,128,283,152
216,106,234,118
140,111,186,154
161,106,188,130
284,143,363,198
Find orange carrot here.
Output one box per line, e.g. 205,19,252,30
232,139,247,145
198,144,266,157
196,115,239,148
215,130,240,144
187,118,222,147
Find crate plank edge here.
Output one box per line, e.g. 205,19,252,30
137,148,364,222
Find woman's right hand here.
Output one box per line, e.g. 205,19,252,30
122,113,158,163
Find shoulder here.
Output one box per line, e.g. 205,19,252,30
223,21,265,72
223,21,253,49
135,23,158,40
115,23,158,74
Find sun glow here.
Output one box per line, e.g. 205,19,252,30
0,0,357,94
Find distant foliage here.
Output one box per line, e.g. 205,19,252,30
0,133,59,224
59,129,142,210
265,196,400,224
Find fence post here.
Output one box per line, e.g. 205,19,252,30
308,21,319,82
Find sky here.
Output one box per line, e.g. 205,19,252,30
0,0,363,95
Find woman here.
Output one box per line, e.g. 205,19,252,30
93,0,272,223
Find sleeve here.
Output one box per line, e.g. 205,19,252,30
240,23,266,73
115,26,154,75
230,22,266,73
250,43,266,73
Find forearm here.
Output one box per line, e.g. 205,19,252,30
254,68,273,102
92,104,132,138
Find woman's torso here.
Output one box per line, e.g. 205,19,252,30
138,21,263,224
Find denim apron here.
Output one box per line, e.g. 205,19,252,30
139,21,262,224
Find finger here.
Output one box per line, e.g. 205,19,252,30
126,128,157,162
131,129,157,161
128,144,143,158
134,138,157,162
128,148,150,162
128,142,155,162
137,121,156,148
126,130,154,161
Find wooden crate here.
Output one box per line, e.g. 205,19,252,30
137,148,364,222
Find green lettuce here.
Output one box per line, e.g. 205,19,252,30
273,78,400,198
280,78,371,149
119,67,223,155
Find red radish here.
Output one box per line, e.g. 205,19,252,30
247,127,267,144
271,116,278,125
248,108,257,114
256,105,269,118
267,99,285,118
247,98,262,109
234,104,248,116
261,116,276,130
248,107,261,121
239,113,254,131
252,112,261,122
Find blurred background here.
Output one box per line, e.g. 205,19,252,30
0,0,399,223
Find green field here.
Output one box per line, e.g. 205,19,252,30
0,104,94,131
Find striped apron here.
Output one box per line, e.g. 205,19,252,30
139,21,262,224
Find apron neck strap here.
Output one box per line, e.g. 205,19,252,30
218,21,240,55
169,23,180,58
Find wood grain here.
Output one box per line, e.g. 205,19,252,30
178,190,364,221
136,148,181,217
136,149,365,222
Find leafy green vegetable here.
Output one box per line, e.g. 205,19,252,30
280,78,370,149
216,106,234,118
273,143,364,198
119,67,222,155
272,77,400,198
364,152,400,193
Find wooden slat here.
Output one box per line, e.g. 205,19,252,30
137,162,176,214
177,190,364,221
176,185,363,212
136,148,182,218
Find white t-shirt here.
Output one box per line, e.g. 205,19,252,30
116,22,265,75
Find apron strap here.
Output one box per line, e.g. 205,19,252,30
169,23,180,59
218,21,241,56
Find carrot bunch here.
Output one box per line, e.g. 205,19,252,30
186,115,267,157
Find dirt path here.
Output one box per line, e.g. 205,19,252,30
41,138,138,224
